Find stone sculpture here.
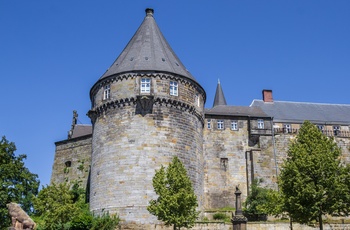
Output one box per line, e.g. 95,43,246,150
7,202,36,230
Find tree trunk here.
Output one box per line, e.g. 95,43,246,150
173,224,176,230
319,212,323,230
290,218,293,230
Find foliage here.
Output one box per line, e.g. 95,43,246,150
90,212,120,230
243,179,270,221
33,182,119,230
148,156,199,230
0,136,40,229
33,183,81,229
212,212,230,222
279,121,350,229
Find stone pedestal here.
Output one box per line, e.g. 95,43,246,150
231,186,247,230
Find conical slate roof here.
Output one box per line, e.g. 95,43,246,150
100,8,196,82
213,80,227,107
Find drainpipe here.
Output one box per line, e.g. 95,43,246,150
270,117,279,191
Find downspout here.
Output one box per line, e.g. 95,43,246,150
270,117,279,191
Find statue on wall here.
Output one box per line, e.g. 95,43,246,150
7,202,36,230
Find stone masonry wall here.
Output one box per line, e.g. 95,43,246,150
51,135,92,189
89,73,205,224
203,118,249,209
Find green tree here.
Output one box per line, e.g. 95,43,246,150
147,156,198,230
243,179,270,221
0,136,39,229
33,183,80,229
279,121,350,230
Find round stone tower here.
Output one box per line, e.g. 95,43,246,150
88,9,206,224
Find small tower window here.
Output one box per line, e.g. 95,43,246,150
195,93,200,107
103,84,110,100
231,120,238,130
141,78,151,93
257,119,264,129
220,158,228,171
65,161,72,167
217,120,224,130
207,119,211,129
170,81,178,96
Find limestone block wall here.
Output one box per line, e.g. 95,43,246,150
51,135,92,189
203,118,249,209
256,134,350,189
89,73,205,223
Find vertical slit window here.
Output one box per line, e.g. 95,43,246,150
207,119,211,129
103,85,110,100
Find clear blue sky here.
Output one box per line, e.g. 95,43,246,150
1,1,349,187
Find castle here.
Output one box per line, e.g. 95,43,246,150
51,8,350,226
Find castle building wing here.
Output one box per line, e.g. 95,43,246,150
99,8,196,82
251,99,350,125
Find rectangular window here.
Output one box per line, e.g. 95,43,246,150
207,119,211,129
103,84,110,100
317,125,324,132
170,81,178,96
217,120,224,130
257,119,264,129
231,121,238,130
284,124,292,133
141,78,151,93
220,158,228,171
333,126,340,136
195,93,200,107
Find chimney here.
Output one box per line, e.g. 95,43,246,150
262,89,273,102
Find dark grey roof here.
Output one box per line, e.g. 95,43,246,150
213,80,227,107
71,124,92,139
99,8,197,82
251,100,350,125
205,105,269,118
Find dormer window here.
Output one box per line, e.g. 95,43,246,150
141,78,151,93
170,81,178,96
257,119,264,129
103,85,110,100
217,120,224,130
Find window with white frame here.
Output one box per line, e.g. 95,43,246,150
103,84,110,100
141,78,151,93
317,125,324,131
333,125,340,136
257,119,264,129
217,120,224,130
170,81,178,96
231,120,238,130
207,119,211,129
284,124,292,133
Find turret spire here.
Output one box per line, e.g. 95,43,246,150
213,79,227,107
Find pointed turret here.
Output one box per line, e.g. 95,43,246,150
213,79,227,107
100,8,196,82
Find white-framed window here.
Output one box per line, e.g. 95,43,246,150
207,119,211,129
141,78,151,93
217,120,224,130
257,119,264,129
284,124,292,133
317,125,324,131
231,121,238,130
333,125,340,136
103,84,110,100
170,81,178,96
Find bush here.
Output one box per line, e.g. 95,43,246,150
213,212,230,222
91,212,120,230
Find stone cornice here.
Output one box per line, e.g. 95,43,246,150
89,72,206,104
87,96,204,126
